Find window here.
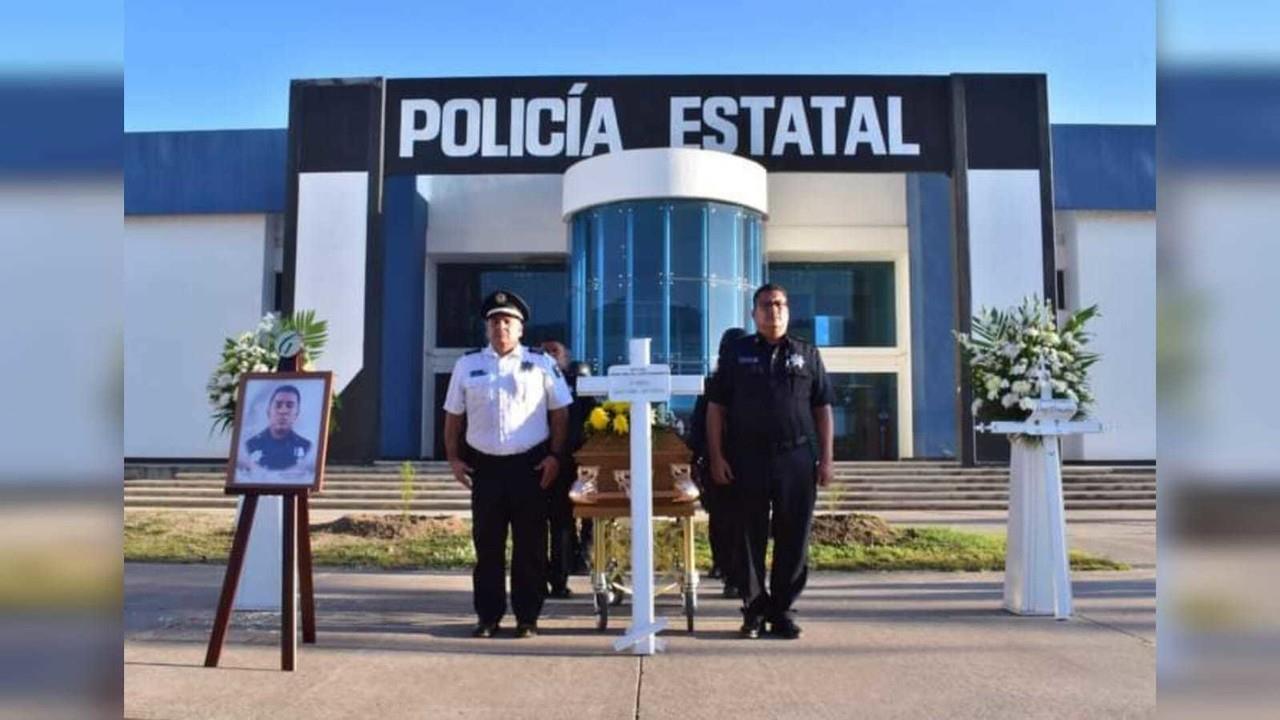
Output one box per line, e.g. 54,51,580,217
569,200,763,377
767,263,896,347
435,264,568,348
829,373,898,460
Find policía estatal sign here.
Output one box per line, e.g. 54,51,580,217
385,75,952,175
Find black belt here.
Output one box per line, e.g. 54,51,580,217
772,435,811,452
468,442,547,463
734,435,811,454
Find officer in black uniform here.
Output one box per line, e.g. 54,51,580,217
539,340,597,597
687,327,747,597
706,283,835,640
244,385,312,470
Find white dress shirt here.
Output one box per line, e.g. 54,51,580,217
442,344,573,456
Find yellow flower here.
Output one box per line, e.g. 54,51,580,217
611,413,629,435
587,406,610,432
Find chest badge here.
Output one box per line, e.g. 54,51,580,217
786,354,805,371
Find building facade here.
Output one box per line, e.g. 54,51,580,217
124,74,1155,465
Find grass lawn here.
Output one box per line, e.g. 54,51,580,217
125,511,1127,573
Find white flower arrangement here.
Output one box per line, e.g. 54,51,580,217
206,310,330,435
955,297,1100,424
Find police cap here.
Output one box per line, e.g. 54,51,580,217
481,289,529,323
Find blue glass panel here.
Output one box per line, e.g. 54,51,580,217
829,372,898,460
569,198,763,378
768,263,896,347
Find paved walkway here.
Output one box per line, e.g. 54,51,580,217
126,562,1154,717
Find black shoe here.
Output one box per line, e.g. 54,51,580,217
768,617,802,640
739,616,764,639
721,583,739,599
471,621,499,638
548,585,574,599
514,623,538,639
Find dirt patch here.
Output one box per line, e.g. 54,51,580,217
811,513,901,546
311,514,467,540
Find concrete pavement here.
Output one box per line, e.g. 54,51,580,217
125,560,1154,718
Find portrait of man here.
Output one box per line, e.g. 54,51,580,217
227,372,332,491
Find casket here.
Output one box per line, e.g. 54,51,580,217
570,428,698,507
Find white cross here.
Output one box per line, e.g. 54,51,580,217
576,338,704,655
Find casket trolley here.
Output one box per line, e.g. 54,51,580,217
570,430,701,632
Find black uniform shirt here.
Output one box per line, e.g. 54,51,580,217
705,333,834,452
245,428,312,470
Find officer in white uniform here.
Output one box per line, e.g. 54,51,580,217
443,290,573,639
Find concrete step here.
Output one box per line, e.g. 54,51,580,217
156,471,1156,487
124,487,473,499
155,463,1154,477
127,478,1157,496
123,487,1155,502
124,496,1156,512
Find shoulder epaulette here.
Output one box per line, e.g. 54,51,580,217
528,346,545,355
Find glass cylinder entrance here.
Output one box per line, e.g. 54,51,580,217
569,199,764,378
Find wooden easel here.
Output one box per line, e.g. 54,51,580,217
204,354,319,672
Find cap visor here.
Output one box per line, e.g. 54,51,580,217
485,308,524,321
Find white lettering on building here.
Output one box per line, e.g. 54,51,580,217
399,88,920,160
667,94,920,158
399,83,623,159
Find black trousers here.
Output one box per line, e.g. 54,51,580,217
470,445,548,625
695,459,734,578
546,460,576,589
729,443,817,621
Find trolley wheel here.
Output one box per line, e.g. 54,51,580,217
683,592,696,633
594,592,609,631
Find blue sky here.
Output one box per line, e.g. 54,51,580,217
124,0,1156,131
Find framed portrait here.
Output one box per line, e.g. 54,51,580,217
225,371,333,493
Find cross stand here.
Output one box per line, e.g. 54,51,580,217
204,354,318,671
977,369,1102,619
577,338,704,655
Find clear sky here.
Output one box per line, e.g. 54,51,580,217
124,0,1156,131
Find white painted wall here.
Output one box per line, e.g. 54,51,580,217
966,169,1045,314
124,214,269,458
767,172,906,227
1059,211,1156,461
562,147,768,218
295,172,369,393
418,174,566,257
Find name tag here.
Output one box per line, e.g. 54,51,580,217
469,369,487,377
737,356,760,364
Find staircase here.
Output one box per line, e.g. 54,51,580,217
124,461,1156,513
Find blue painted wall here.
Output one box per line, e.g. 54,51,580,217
906,172,957,459
378,176,429,458
1052,125,1155,211
125,129,287,214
